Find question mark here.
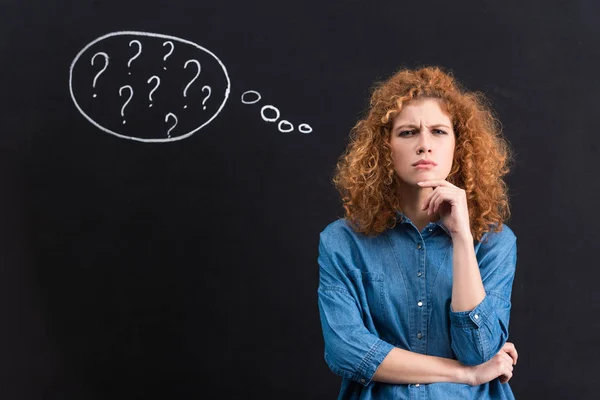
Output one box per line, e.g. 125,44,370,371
147,76,161,108
128,40,142,75
163,41,174,70
165,112,178,138
201,85,211,110
119,85,134,125
91,52,109,98
183,59,201,109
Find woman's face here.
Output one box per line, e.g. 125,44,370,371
389,97,456,186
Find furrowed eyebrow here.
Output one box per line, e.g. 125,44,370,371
394,123,452,131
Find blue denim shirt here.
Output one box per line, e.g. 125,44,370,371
317,212,517,399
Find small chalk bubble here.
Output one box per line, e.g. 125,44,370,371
203,106,206,110
241,90,261,105
184,105,188,109
299,123,313,134
278,120,294,133
93,94,97,98
261,105,280,122
149,104,153,108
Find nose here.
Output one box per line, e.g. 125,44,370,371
416,131,432,154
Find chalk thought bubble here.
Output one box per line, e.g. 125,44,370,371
69,31,231,143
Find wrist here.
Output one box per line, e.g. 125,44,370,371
456,363,474,386
451,230,473,243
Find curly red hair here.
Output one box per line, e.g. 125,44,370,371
333,66,514,241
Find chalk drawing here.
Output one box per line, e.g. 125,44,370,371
261,105,280,122
241,90,261,104
183,59,201,109
278,120,293,133
201,85,211,110
243,90,312,134
91,52,109,98
298,123,313,134
162,41,174,70
71,31,312,141
119,85,133,124
127,40,142,75
165,112,178,138
69,31,231,142
147,76,160,107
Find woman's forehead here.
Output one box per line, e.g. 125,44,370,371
393,98,452,124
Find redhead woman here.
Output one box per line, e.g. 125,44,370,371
317,66,519,399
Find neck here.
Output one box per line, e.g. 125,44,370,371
397,182,440,230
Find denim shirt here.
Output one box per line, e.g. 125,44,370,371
317,212,517,399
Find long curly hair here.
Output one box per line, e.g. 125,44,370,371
333,66,514,241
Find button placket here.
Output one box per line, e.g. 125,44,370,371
416,239,427,351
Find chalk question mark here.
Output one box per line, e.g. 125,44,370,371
165,112,178,138
201,85,211,110
119,85,134,125
91,52,109,98
128,40,142,75
183,59,201,109
162,41,174,70
147,76,161,108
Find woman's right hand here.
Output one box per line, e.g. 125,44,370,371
466,342,518,386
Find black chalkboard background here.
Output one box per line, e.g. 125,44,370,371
2,1,599,399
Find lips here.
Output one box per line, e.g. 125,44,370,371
413,160,437,166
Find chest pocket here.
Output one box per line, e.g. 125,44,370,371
347,270,387,327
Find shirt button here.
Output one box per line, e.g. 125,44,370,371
428,228,433,232
415,383,420,387
417,271,422,277
417,332,423,339
360,378,365,383
417,301,423,307
417,243,422,249
474,314,479,319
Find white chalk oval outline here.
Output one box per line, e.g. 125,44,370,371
261,105,280,122
69,31,231,143
298,123,313,134
278,120,294,133
241,90,261,104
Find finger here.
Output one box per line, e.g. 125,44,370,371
421,187,441,210
427,192,443,214
501,352,513,366
506,348,518,365
432,190,451,213
423,189,441,211
431,189,448,214
502,343,518,365
417,180,455,188
502,342,515,353
432,195,444,214
499,371,512,384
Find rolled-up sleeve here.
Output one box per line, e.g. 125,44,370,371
317,233,394,386
449,233,517,366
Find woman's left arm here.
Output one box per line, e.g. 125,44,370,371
449,230,517,366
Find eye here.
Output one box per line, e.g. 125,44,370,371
432,129,448,135
398,130,414,137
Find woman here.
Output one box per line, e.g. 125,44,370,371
317,66,519,399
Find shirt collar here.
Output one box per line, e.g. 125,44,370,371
394,209,452,236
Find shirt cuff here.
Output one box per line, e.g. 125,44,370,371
354,339,395,386
449,294,493,329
